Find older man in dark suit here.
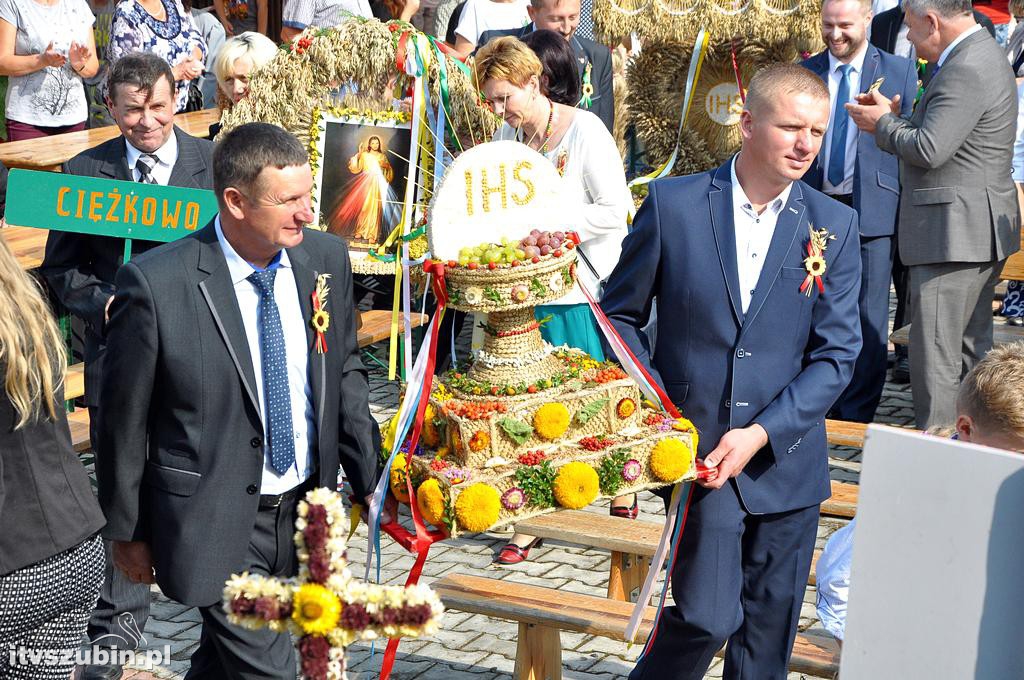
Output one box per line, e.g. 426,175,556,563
603,63,862,680
849,0,1020,428
97,123,382,679
477,0,614,132
39,52,214,680
802,0,917,422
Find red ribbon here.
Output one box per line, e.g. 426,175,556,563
730,38,746,104
799,241,825,295
395,30,411,73
377,261,450,680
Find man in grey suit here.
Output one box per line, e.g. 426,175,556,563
97,123,383,678
40,53,214,680
847,0,1020,428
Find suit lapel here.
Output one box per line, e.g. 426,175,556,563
167,127,206,189
102,137,132,181
743,183,806,328
708,163,743,325
195,224,262,422
288,242,326,446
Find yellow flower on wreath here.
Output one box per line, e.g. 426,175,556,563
291,583,341,635
390,453,411,504
533,403,570,440
650,437,694,482
422,404,441,448
672,417,699,453
553,461,599,509
454,483,500,532
416,478,446,528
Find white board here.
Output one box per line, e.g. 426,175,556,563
841,426,1024,679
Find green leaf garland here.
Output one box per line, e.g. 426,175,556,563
598,448,632,496
514,460,556,507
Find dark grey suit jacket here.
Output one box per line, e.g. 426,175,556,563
875,28,1020,266
97,224,380,607
478,25,614,133
40,127,214,406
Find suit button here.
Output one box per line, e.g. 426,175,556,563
246,484,257,495
250,437,262,448
736,349,745,358
725,400,732,408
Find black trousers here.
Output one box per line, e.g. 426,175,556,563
86,407,153,658
185,498,302,679
630,483,819,680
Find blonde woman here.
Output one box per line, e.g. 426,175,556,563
211,30,276,107
0,235,106,679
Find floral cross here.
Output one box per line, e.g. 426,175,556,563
223,488,444,680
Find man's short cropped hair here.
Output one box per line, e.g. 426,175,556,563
956,342,1024,440
744,63,830,116
213,123,309,206
106,52,175,103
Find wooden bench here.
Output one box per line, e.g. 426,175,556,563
67,408,91,453
516,510,826,603
0,109,220,172
65,363,85,401
433,573,840,680
823,479,858,519
890,323,1024,347
1001,246,1024,282
356,309,428,349
825,418,867,448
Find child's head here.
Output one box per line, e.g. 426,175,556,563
955,342,1024,452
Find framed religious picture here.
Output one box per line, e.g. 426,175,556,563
311,110,415,252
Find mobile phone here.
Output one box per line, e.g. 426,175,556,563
866,77,885,93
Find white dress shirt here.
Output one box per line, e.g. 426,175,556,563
938,23,983,67
730,157,793,314
822,47,867,195
215,217,316,495
126,132,178,185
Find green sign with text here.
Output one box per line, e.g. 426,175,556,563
5,169,219,243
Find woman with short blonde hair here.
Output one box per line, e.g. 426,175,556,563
212,30,277,106
0,232,106,679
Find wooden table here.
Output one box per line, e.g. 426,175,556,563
1001,248,1024,282
2,225,48,269
0,109,220,172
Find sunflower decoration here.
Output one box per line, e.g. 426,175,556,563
292,583,342,636
552,461,600,509
533,403,571,440
416,478,447,528
800,225,836,297
454,483,501,532
650,437,694,482
311,273,331,354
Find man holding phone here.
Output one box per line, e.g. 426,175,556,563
801,0,917,423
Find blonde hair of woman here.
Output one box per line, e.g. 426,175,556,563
0,236,65,428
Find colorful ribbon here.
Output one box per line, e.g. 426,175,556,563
629,29,710,188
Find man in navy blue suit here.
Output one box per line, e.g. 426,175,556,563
801,0,917,422
602,63,863,680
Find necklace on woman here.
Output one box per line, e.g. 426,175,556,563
538,98,554,154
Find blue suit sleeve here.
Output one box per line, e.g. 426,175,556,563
754,209,863,457
899,58,917,118
600,181,664,390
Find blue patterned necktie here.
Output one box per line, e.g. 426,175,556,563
827,64,852,188
247,268,295,475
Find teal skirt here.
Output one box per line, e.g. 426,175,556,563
535,303,605,361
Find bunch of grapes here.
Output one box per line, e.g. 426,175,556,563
457,237,527,267
518,230,567,260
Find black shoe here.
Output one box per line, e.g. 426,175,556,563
1007,317,1024,327
77,664,124,680
891,356,910,384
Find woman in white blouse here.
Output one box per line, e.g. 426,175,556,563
474,36,635,564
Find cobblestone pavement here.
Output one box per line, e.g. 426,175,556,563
103,315,928,680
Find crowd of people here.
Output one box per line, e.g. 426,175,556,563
0,0,1022,678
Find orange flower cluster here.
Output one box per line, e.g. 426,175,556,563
443,400,509,420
